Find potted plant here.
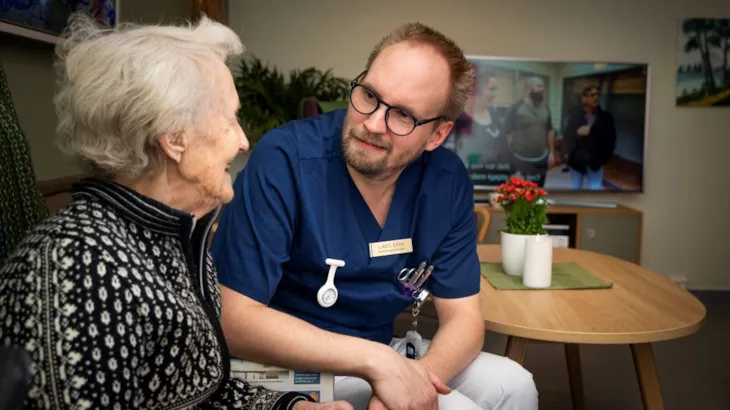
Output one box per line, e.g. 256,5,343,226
233,55,351,149
493,176,550,276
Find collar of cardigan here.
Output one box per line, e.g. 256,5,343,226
70,177,219,236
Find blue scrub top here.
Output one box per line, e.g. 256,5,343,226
211,109,481,345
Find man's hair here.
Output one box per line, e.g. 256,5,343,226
582,85,599,96
365,22,474,121
54,13,244,179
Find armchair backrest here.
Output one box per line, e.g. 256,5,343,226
474,205,492,243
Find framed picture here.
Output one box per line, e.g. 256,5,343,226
0,0,119,45
443,56,650,192
676,18,730,107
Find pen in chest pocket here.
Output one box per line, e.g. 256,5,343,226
413,264,434,288
398,261,426,284
397,260,435,297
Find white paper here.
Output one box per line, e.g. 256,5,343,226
230,359,334,403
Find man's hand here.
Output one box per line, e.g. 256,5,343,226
367,352,450,410
577,125,590,136
293,400,354,410
547,150,557,169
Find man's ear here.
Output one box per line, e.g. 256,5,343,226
158,132,188,163
425,120,454,152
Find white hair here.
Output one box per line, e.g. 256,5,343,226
54,13,245,179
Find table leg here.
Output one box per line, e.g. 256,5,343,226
564,344,586,410
505,336,529,365
631,343,665,410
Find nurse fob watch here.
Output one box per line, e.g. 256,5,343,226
318,258,345,308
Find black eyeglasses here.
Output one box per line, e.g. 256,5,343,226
349,70,444,136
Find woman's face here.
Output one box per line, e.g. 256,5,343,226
482,77,497,106
176,61,248,209
474,76,497,110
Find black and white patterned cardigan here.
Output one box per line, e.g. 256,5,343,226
0,178,312,410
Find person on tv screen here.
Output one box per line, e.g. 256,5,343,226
448,69,511,181
503,76,556,186
562,85,617,190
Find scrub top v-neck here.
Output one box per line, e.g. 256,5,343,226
211,109,481,345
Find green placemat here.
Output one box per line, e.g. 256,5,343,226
481,262,613,290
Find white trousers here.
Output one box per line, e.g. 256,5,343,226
334,338,538,410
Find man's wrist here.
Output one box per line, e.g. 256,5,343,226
359,342,393,382
418,354,443,380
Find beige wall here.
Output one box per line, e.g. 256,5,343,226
0,0,190,180
230,0,730,290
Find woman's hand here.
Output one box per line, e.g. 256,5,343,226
293,400,354,410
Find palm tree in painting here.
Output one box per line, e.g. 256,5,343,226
708,19,730,87
683,18,717,96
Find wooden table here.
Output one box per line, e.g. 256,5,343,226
477,245,706,410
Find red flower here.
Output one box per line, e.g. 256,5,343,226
492,176,548,205
491,176,549,235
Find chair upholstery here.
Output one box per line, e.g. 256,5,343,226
0,60,49,263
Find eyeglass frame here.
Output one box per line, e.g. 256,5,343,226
348,70,445,136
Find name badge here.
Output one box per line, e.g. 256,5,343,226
368,238,413,258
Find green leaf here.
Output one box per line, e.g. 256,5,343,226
501,198,549,235
233,54,350,147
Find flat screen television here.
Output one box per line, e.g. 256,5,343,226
0,0,118,45
443,56,650,193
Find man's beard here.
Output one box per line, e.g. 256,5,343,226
342,125,391,177
530,91,544,104
341,123,426,179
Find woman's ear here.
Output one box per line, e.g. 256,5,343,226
159,132,188,163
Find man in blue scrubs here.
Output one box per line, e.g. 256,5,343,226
212,22,538,410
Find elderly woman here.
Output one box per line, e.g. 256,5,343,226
0,13,351,410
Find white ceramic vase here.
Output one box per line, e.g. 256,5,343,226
500,231,531,276
522,235,553,288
